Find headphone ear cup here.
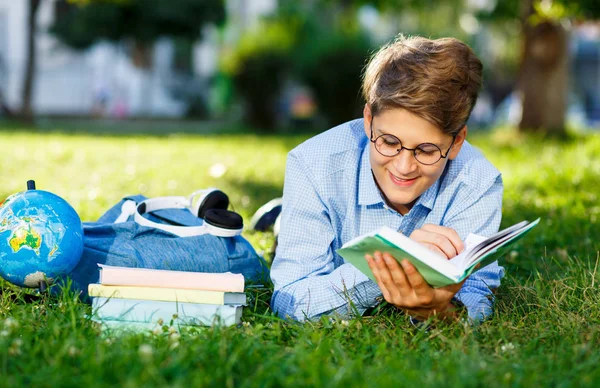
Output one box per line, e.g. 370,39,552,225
196,190,230,219
204,209,243,230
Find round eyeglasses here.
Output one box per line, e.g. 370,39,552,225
370,121,456,165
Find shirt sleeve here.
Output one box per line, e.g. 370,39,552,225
270,153,381,321
443,174,505,322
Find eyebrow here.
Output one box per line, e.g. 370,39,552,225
374,127,401,140
373,127,387,138
374,128,398,137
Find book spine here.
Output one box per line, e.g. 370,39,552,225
92,298,241,326
100,269,244,292
88,284,241,304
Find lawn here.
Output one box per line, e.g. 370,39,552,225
1,122,599,386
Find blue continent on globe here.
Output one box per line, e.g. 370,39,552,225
0,190,83,288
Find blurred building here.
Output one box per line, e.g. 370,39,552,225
572,23,600,127
0,0,275,118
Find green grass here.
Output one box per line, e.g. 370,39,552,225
1,122,600,386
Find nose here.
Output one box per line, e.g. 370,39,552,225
393,148,417,174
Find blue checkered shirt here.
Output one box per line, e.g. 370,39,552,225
270,119,504,322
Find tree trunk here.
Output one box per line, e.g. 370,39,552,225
518,18,569,135
20,0,41,122
0,90,15,118
132,40,153,69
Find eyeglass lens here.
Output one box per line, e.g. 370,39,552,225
374,134,443,165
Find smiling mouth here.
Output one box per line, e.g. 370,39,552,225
388,171,418,185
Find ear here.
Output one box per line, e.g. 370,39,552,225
363,104,373,138
448,125,468,160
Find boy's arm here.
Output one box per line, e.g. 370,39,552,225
443,175,505,322
270,154,380,321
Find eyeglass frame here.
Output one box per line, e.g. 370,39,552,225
369,118,456,165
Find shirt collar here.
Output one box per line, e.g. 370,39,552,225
413,175,439,211
358,145,384,206
357,143,442,211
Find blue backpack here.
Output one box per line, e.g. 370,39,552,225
63,193,268,297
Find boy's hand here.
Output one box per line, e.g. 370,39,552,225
409,224,464,259
366,251,465,320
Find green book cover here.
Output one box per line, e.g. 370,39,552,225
337,219,540,288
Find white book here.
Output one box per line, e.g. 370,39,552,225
91,297,243,327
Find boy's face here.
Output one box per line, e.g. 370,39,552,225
363,106,466,215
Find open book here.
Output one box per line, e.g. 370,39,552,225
337,218,540,288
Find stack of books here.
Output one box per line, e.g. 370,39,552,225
88,264,246,331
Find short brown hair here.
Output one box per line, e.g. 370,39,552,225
362,35,483,135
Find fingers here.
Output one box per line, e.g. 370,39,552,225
399,259,434,303
382,253,410,290
410,224,464,259
410,229,457,259
377,252,409,301
366,252,392,302
366,251,465,316
420,224,464,253
420,242,449,259
367,251,410,304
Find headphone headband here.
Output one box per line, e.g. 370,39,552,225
116,193,243,238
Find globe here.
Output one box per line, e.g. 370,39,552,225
0,185,83,288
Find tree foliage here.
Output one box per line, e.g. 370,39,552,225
50,0,226,50
477,0,600,21
220,1,374,130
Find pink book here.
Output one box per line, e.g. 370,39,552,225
97,264,245,292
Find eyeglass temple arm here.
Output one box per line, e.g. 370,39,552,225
441,136,457,158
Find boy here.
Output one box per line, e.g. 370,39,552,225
270,35,504,322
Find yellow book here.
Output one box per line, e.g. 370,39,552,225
88,284,246,305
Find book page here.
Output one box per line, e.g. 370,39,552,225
449,233,487,270
375,227,463,280
463,220,529,263
465,219,539,267
452,219,540,279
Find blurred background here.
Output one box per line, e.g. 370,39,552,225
0,0,599,135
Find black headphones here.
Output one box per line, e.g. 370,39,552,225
117,189,243,237
192,189,244,232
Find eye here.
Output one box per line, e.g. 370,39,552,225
380,135,400,146
416,144,440,155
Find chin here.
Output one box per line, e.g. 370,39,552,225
386,194,417,208
384,185,423,209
